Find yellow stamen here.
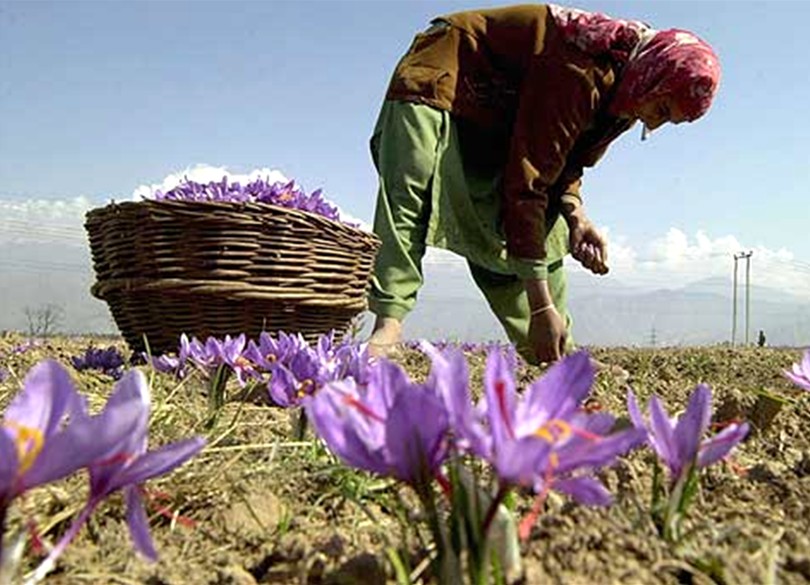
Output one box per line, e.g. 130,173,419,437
4,421,45,474
534,419,573,444
297,379,314,399
235,356,254,370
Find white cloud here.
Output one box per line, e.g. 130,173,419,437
0,196,92,246
586,227,810,299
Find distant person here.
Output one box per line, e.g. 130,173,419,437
366,4,720,364
757,330,767,348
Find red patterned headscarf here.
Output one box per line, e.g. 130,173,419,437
549,4,721,122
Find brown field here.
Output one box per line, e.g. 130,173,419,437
1,333,808,585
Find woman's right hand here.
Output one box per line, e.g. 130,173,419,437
528,305,567,364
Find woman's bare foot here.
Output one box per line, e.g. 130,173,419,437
368,317,403,359
590,357,630,382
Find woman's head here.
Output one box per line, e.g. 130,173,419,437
548,5,721,127
609,29,721,126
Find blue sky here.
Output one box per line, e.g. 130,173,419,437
2,0,810,295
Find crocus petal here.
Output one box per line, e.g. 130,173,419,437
697,423,749,469
0,431,19,499
26,398,147,489
553,476,612,506
555,426,646,475
305,382,387,475
149,355,179,374
268,364,296,407
484,349,519,448
784,370,810,391
367,359,410,413
574,411,615,435
673,385,712,465
105,369,150,410
648,396,679,475
178,334,191,361
125,486,158,561
101,370,151,456
4,360,83,436
114,437,206,491
384,387,448,484
784,353,810,391
517,351,594,432
800,349,810,375
493,437,553,487
422,344,488,455
626,389,648,431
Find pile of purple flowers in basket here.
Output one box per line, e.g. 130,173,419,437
151,176,343,223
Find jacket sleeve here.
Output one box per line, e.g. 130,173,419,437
503,56,601,272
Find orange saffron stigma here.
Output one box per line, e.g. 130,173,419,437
341,394,384,422
494,379,516,439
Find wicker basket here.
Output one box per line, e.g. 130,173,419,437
85,199,381,354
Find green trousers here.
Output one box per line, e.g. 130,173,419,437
368,100,573,361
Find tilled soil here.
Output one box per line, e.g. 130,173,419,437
1,335,807,585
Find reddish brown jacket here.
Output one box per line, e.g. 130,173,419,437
386,4,634,262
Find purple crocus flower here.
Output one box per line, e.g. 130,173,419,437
70,346,125,379
146,354,181,376
425,345,640,502
331,341,371,387
784,349,810,391
267,344,325,407
247,331,369,408
86,370,205,558
184,334,256,387
627,385,750,482
210,334,256,387
186,336,216,370
431,347,590,486
25,368,205,580
313,333,371,386
146,334,191,378
0,361,145,510
305,358,449,487
244,330,308,371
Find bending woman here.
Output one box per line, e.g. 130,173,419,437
367,4,720,364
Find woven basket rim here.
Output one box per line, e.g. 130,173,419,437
85,198,379,242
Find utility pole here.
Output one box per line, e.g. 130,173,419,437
731,255,739,347
731,251,753,347
744,251,753,345
649,325,657,347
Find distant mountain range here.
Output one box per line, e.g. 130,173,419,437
1,243,808,347
403,269,810,347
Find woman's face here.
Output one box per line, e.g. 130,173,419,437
634,95,689,130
